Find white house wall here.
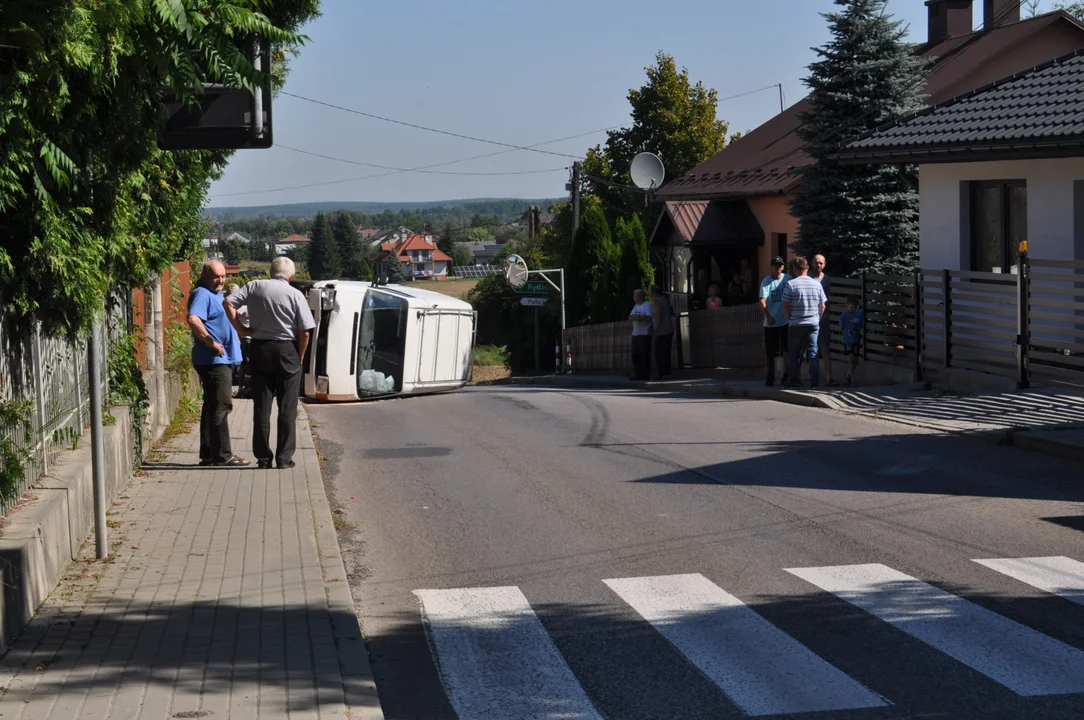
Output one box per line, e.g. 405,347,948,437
919,158,1084,269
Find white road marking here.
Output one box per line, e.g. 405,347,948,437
974,556,1084,606
414,586,602,720
787,563,1084,696
603,573,888,716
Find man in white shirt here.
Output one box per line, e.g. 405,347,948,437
628,289,653,381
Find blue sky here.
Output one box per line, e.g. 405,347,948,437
206,0,1051,208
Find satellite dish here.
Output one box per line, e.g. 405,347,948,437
505,254,529,289
630,152,666,191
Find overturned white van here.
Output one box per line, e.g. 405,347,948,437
296,280,476,402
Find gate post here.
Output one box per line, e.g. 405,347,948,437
914,271,923,382
1017,244,1030,389
942,268,952,369
860,273,868,360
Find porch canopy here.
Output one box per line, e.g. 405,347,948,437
651,200,764,247
837,48,1084,165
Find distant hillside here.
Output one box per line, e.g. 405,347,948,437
203,198,562,220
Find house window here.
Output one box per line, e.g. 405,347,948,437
774,233,788,261
970,180,1026,273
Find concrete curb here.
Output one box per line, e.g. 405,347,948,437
298,405,385,719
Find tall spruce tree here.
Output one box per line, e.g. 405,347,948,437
333,213,366,279
615,216,654,301
789,0,927,277
308,212,342,280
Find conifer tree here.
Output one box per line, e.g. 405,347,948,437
308,213,342,280
333,213,366,279
567,203,620,325
615,216,654,300
789,0,927,277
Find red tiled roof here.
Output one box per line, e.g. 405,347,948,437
280,234,310,243
658,11,1084,200
375,233,452,263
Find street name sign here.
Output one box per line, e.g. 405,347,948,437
520,297,547,307
514,280,550,295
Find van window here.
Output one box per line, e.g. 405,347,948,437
356,291,407,396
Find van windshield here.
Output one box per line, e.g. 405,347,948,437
356,291,407,396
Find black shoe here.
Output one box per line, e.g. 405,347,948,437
199,459,214,467
257,459,273,469
277,459,296,469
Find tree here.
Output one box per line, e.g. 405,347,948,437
566,202,620,325
582,52,731,224
0,0,315,335
308,213,342,280
384,255,411,283
437,222,456,255
333,212,368,280
789,0,927,277
1056,2,1084,19
451,244,473,267
220,238,250,265
614,216,654,300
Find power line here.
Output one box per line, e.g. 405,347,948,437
715,83,785,104
210,123,630,198
277,145,568,176
281,91,582,159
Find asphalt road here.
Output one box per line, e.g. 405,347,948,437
307,385,1084,720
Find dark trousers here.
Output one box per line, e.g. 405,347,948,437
654,333,673,377
195,364,234,463
764,325,789,383
631,334,651,380
250,340,302,464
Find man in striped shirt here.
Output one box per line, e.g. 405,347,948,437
782,256,827,388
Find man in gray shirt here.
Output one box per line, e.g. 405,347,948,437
225,257,316,469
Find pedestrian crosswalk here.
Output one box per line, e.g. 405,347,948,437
414,556,1084,719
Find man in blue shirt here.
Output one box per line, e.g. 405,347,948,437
759,257,791,386
187,260,246,467
782,256,828,388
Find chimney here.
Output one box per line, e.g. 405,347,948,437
926,0,974,45
984,0,1021,28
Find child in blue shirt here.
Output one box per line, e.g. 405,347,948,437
839,296,864,388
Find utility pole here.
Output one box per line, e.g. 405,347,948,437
569,162,581,254
84,147,108,560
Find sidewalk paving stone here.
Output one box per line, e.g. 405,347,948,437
0,399,383,720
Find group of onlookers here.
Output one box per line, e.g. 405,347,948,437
758,253,864,389
627,285,675,381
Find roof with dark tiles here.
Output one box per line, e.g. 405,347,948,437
840,49,1084,162
657,10,1084,200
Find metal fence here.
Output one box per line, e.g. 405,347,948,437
560,258,1084,390
0,294,130,517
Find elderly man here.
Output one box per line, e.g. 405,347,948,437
187,260,246,467
627,289,653,381
225,257,316,469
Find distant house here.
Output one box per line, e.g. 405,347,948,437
365,226,414,250
375,233,452,280
201,235,219,250
357,227,381,242
462,241,502,265
652,2,1084,300
839,48,1084,270
224,231,249,243
275,233,311,256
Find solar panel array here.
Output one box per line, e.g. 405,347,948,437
453,265,503,279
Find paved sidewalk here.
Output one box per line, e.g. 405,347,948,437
0,400,382,719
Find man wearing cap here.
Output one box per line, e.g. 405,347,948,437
759,257,791,387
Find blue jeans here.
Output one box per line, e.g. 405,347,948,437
788,325,820,386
